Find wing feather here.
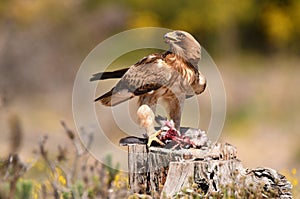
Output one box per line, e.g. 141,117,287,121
95,53,173,106
115,59,172,95
90,68,129,81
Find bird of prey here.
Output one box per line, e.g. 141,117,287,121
91,30,206,146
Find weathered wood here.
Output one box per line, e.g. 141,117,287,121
128,144,148,194
162,159,244,197
128,142,236,194
161,161,195,197
128,143,292,198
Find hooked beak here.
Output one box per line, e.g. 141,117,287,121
164,32,177,43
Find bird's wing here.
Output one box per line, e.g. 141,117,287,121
95,54,173,106
90,68,129,81
119,59,172,95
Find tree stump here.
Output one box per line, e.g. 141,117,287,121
127,143,292,198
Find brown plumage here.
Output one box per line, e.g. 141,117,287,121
91,30,206,130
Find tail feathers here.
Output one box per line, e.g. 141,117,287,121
95,88,133,106
90,68,129,81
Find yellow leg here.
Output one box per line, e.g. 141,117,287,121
147,130,165,147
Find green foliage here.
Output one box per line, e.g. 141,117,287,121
104,154,120,187
72,181,84,197
0,179,33,199
16,180,32,199
62,191,71,199
0,0,299,54
87,188,95,199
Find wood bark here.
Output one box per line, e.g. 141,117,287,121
128,143,292,198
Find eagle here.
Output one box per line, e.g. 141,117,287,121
90,30,206,146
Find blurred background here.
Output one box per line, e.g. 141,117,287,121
0,0,299,194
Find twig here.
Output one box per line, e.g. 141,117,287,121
5,154,27,199
60,121,94,183
38,135,68,197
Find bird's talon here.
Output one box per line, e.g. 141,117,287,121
147,130,165,147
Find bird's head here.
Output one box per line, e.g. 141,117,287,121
164,30,201,68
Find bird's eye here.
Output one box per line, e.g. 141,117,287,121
176,32,185,39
